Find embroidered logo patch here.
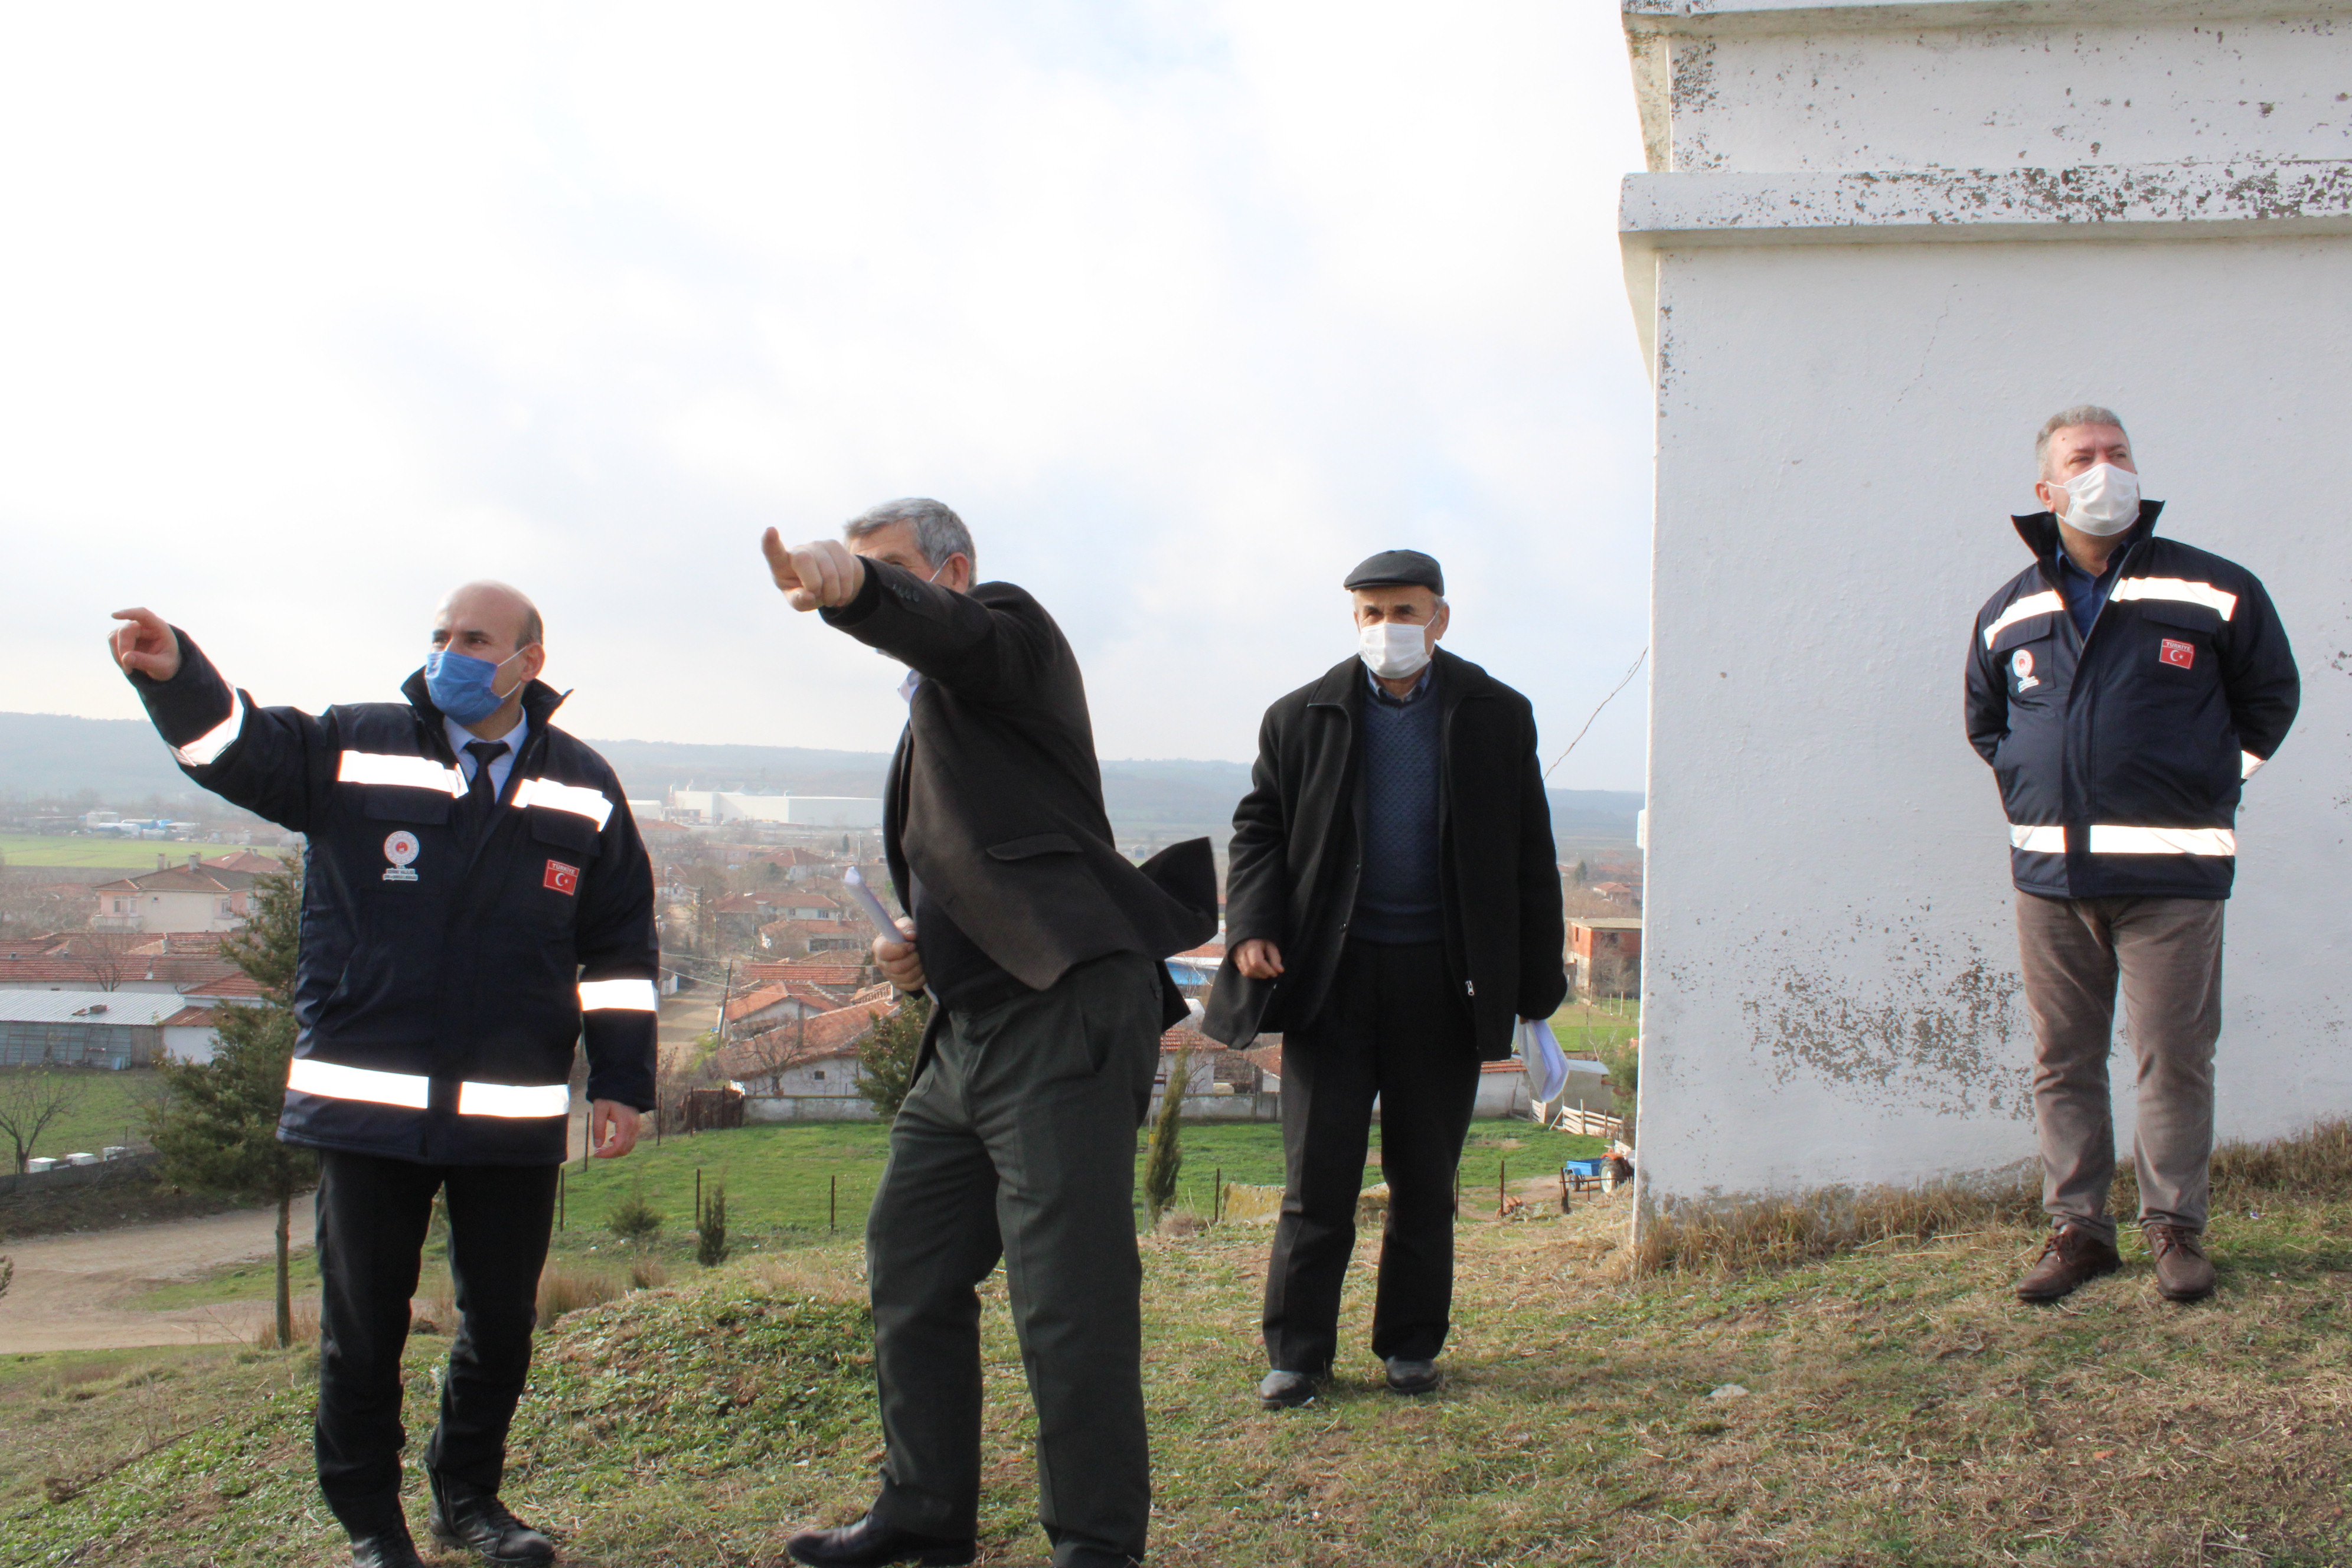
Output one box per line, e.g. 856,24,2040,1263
2159,638,2196,669
2011,648,2040,690
544,860,580,896
382,831,420,883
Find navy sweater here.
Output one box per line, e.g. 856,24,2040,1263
1351,665,1444,943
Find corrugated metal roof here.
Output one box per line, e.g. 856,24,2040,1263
0,990,191,1026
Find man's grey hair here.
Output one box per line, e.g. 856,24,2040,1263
2036,404,2129,477
842,498,976,574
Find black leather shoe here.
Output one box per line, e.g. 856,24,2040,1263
427,1479,556,1566
1257,1369,1320,1410
1384,1357,1443,1395
348,1521,427,1568
785,1514,976,1567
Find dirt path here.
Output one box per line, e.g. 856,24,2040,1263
0,1197,314,1354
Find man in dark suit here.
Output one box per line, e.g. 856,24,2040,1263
760,499,1214,1568
1205,549,1566,1409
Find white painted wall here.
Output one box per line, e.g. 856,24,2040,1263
1623,0,2352,1210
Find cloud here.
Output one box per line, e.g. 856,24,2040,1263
0,0,1652,788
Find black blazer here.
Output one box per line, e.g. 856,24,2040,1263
1203,648,1567,1060
823,560,1216,1020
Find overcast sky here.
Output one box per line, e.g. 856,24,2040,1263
0,2,1654,789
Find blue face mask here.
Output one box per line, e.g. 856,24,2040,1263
424,647,527,724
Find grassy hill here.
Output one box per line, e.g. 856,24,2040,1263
6,1122,2350,1566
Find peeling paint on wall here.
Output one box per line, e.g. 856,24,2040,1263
1743,921,2031,1119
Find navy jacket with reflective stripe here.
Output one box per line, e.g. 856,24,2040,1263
1964,502,2299,900
131,632,659,1165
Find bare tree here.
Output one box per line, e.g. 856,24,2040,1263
732,1016,808,1099
0,1070,84,1172
67,933,143,992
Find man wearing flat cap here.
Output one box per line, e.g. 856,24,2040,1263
1205,550,1566,1408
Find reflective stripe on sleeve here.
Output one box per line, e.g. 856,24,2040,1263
1981,592,2066,649
2110,577,2239,621
287,1057,431,1109
2009,825,2066,854
2242,750,2266,780
456,1081,572,1119
172,692,249,767
338,750,465,795
511,776,615,829
579,978,659,1011
2088,825,2237,856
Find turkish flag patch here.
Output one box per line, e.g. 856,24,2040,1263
2159,638,2196,669
544,860,580,896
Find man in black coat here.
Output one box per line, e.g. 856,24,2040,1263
1204,550,1567,1409
763,499,1215,1568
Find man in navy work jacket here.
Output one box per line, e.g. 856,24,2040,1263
762,499,1214,1568
1965,406,2298,1306
1205,550,1567,1410
109,583,658,1568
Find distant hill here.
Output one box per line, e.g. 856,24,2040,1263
0,713,1642,845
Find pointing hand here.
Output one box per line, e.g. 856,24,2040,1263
109,608,182,681
761,530,867,612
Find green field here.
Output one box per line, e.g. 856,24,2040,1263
0,1068,165,1165
1550,994,1638,1056
544,1116,1608,1250
0,835,288,869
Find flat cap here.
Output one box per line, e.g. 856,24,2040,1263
1342,548,1444,596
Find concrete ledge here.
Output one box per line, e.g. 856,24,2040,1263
1622,159,2352,248
1622,0,2344,38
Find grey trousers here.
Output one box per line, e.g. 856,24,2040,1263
865,952,1161,1568
2015,891,2225,1243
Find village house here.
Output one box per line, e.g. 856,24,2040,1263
89,854,268,935
718,993,899,1120
757,917,867,958
1567,917,1643,998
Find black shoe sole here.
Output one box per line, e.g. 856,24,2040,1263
427,1523,555,1567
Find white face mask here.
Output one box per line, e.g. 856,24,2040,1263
2052,462,2141,537
1358,620,1432,680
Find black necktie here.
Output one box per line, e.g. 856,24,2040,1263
463,740,509,837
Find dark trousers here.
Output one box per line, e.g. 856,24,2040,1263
313,1148,560,1533
1263,938,1479,1376
865,952,1161,1568
2016,891,2226,1243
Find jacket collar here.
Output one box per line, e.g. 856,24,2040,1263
1306,645,1489,712
400,670,569,761
2012,497,2165,577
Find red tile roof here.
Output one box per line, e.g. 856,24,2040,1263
737,961,865,986
1239,1043,1283,1079
182,974,264,998
159,1006,218,1028
718,996,898,1077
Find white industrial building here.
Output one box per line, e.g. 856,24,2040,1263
665,790,883,828
1622,0,2352,1213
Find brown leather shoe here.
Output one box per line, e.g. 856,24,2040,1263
2146,1224,2216,1302
2015,1225,2121,1301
